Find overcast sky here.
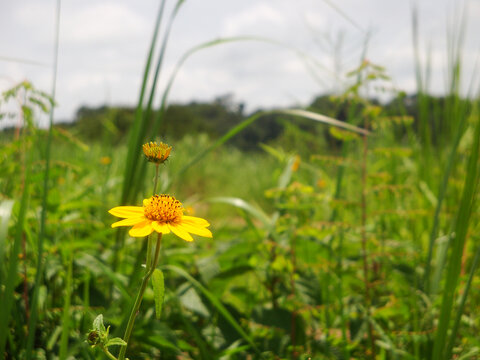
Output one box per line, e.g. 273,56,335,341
0,0,479,124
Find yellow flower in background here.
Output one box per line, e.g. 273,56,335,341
109,194,212,242
291,155,301,172
100,156,112,165
142,141,172,164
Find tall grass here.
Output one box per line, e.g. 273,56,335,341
1,1,479,359
24,1,61,358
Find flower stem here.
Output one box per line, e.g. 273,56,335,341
101,345,119,360
153,164,159,195
118,234,162,360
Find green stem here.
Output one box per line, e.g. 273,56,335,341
118,234,162,360
101,345,119,360
153,164,159,195
146,236,153,269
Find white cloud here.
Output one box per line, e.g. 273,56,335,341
62,2,148,44
222,3,285,36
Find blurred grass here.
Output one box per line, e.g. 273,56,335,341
1,1,480,359
1,115,479,358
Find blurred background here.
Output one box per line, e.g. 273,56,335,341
1,1,479,359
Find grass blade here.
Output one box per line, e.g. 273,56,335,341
208,197,272,227
59,251,73,360
25,1,61,357
281,109,369,136
445,241,480,359
0,165,31,358
0,200,14,284
423,109,468,293
126,0,186,204
120,0,167,204
162,264,260,355
432,106,480,359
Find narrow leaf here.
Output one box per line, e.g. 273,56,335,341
0,200,14,282
105,337,127,347
152,269,165,320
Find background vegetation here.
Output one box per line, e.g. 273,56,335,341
0,1,479,360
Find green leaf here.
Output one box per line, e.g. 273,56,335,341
152,269,165,320
105,337,127,347
0,200,14,282
93,314,106,333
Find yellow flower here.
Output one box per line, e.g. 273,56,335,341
109,194,212,242
142,141,172,164
100,156,112,165
291,155,301,172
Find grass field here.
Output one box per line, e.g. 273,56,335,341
1,2,480,359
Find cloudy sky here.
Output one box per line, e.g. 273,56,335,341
0,0,479,123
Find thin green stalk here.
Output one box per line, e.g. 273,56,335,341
0,150,31,359
432,108,480,359
336,230,350,360
153,164,159,195
290,233,297,360
59,251,73,360
25,1,61,358
118,234,162,360
327,140,348,356
0,200,14,288
445,241,480,359
146,235,153,270
423,108,467,293
82,272,90,333
101,345,119,360
361,133,375,359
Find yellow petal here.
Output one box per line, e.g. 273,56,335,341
179,222,212,238
152,221,171,234
109,206,144,218
182,216,210,227
112,217,145,228
129,220,154,237
168,223,193,242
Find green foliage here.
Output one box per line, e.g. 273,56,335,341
1,2,479,359
1,110,479,358
88,314,127,358
152,269,165,320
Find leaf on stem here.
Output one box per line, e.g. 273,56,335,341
152,269,165,319
105,337,127,347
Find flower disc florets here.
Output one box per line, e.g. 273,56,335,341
109,194,212,241
142,141,172,164
144,195,183,224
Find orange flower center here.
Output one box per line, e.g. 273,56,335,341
144,194,183,223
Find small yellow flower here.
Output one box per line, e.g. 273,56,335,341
109,194,212,242
142,141,172,164
100,156,112,165
291,155,301,172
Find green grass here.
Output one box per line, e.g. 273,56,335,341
1,2,480,359
1,112,479,358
